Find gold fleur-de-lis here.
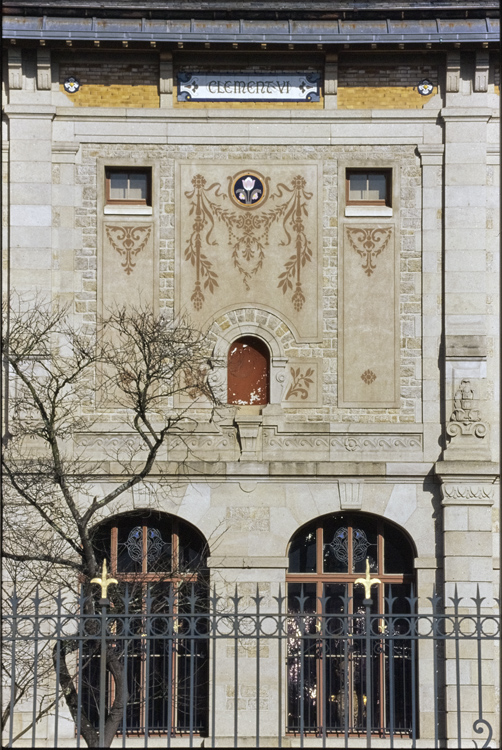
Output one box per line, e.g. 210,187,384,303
90,559,118,601
354,557,381,600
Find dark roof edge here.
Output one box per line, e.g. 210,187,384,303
3,15,499,44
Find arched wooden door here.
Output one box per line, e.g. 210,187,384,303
227,336,270,405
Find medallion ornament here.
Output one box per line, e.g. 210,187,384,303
417,79,434,96
230,172,267,208
63,76,80,93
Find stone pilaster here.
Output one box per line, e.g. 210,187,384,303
417,144,444,462
436,461,497,605
437,461,498,748
324,53,338,109
159,52,173,108
206,556,288,744
441,51,494,462
5,105,55,297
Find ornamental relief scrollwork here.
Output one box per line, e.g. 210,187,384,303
265,435,330,451
183,170,314,310
345,226,392,276
446,378,487,439
284,366,315,401
330,435,422,452
441,485,495,501
105,225,152,275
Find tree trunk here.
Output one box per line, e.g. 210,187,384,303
54,639,128,748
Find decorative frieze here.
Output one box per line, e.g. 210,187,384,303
441,484,495,504
265,434,330,451
345,226,392,277
105,225,152,276
330,435,422,452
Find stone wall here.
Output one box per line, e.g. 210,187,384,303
59,58,159,107
74,142,422,424
338,64,438,109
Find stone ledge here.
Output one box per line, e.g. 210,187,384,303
435,460,499,479
208,556,289,569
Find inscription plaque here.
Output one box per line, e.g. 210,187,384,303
177,72,321,102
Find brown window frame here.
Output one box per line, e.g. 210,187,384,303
345,169,392,207
286,512,415,738
82,512,209,737
105,167,152,206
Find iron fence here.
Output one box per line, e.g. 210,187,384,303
2,584,499,748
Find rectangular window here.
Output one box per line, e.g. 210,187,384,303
105,168,151,205
346,169,391,206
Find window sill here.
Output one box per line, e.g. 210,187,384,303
345,205,393,217
104,205,153,215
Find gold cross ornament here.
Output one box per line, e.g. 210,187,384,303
354,557,381,600
91,559,118,600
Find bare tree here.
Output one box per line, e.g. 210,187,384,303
1,294,218,747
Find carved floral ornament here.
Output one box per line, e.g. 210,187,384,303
183,171,313,311
446,379,487,439
441,485,495,502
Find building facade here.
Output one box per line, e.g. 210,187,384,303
2,0,500,746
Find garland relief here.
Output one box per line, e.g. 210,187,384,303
176,162,321,341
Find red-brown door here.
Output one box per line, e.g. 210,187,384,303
227,336,270,405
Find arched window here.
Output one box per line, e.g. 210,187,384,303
286,512,416,738
83,512,209,737
227,336,270,405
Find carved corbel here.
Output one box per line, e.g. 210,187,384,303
8,48,23,90
446,51,460,93
160,52,173,107
324,53,338,109
234,415,262,460
339,481,362,510
474,50,489,93
36,47,51,90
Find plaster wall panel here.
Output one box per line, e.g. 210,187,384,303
176,161,322,342
99,221,156,312
339,223,398,406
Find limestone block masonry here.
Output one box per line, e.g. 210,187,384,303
1,23,499,749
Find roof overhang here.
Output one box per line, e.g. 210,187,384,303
3,15,499,45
